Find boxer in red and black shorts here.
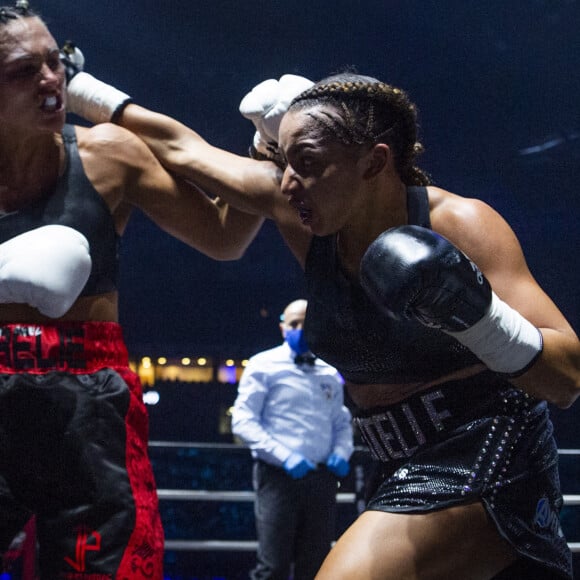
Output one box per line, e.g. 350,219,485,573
0,4,261,578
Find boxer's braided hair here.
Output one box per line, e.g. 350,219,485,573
0,1,34,25
289,73,431,186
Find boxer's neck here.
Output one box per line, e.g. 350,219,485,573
0,131,62,212
336,180,408,281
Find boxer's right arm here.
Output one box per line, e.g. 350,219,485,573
63,45,302,212
67,71,132,125
63,42,132,125
64,45,310,170
64,48,313,264
63,50,282,219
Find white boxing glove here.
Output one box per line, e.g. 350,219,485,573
62,42,132,125
239,74,314,163
67,71,132,125
0,225,92,318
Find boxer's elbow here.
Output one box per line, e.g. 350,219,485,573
550,384,580,410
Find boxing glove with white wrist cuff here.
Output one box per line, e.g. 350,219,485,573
360,225,543,377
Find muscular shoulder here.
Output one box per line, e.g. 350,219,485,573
427,185,489,224
429,186,511,246
75,123,151,167
74,123,160,206
427,185,527,282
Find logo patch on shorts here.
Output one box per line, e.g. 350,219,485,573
534,496,564,537
63,526,105,576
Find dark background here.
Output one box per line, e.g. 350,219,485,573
37,0,579,442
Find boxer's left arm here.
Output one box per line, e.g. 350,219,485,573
116,105,285,221
363,188,580,408
76,123,264,260
430,193,579,407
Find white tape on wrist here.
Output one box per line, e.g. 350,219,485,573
67,72,131,124
447,291,543,376
252,131,272,156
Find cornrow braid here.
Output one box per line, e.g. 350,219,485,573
289,74,431,186
0,1,34,25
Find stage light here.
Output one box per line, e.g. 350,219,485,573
143,390,160,405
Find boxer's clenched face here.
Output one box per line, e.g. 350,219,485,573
0,16,66,133
279,106,375,238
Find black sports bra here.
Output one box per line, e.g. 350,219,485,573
303,187,481,384
0,125,119,296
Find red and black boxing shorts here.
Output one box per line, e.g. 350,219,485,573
0,322,164,579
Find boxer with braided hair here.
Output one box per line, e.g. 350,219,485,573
288,75,431,187
0,5,263,577
68,65,579,578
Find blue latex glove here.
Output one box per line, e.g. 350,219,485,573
326,453,350,478
283,452,316,479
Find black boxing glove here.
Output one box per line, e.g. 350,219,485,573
360,225,491,330
360,225,543,376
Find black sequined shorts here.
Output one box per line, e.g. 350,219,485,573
353,375,572,579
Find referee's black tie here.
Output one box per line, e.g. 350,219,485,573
295,354,316,366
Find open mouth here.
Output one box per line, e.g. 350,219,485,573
40,94,63,112
291,199,312,223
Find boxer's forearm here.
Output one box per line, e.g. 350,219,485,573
510,329,580,409
117,104,283,219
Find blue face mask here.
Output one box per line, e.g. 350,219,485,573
285,328,309,355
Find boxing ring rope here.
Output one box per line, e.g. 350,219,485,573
162,540,580,554
157,489,357,503
11,445,580,580
158,488,580,553
152,445,580,554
